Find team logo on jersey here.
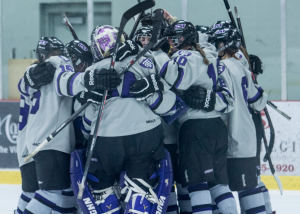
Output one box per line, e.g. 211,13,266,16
215,29,226,34
178,50,192,56
235,52,242,59
218,65,225,74
140,58,153,69
165,179,169,187
59,56,70,62
78,43,89,51
39,40,48,45
106,204,112,210
143,204,148,210
175,24,186,29
218,78,227,88
212,23,222,30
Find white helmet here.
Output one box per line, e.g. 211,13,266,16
90,25,125,62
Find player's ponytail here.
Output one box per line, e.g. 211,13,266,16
194,43,209,65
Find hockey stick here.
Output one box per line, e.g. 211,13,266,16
63,13,79,40
223,0,237,29
267,101,291,121
261,116,283,195
233,7,282,193
77,0,156,199
129,0,145,40
234,6,247,50
24,101,91,163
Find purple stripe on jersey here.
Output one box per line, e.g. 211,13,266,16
238,188,261,199
121,71,136,98
215,192,234,204
69,72,81,96
34,193,56,208
21,193,31,203
111,89,119,97
165,103,176,114
175,68,184,88
18,79,29,97
192,204,212,212
81,125,90,134
246,205,266,214
53,206,76,213
212,205,218,211
56,69,65,96
84,116,92,126
149,92,162,110
217,92,227,105
248,91,262,103
160,61,169,77
26,84,30,94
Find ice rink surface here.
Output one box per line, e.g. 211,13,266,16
0,184,299,214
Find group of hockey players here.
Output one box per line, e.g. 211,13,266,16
15,3,275,214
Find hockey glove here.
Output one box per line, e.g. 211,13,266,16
116,40,139,61
249,54,263,75
184,86,216,112
76,90,104,105
130,74,164,101
24,62,56,89
84,68,122,91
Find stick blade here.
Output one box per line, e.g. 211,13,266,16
274,173,284,195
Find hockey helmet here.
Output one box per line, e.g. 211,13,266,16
64,40,93,72
90,25,125,62
206,20,233,35
134,25,153,48
35,37,64,63
208,27,241,53
163,20,197,53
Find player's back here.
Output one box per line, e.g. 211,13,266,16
23,56,75,154
221,57,257,158
84,55,175,137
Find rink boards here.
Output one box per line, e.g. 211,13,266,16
1,101,300,190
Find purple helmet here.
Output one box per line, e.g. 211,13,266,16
90,25,124,62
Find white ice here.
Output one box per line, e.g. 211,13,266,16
0,184,299,214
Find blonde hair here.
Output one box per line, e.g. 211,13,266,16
169,17,178,25
194,43,209,65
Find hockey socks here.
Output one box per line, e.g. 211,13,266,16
187,183,212,214
177,183,192,214
93,187,121,214
209,184,238,214
238,187,266,214
166,185,178,214
258,176,273,214
16,192,35,214
24,188,76,214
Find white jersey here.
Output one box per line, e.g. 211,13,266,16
235,50,249,68
220,58,268,158
152,49,235,126
18,56,76,154
16,94,32,167
83,55,176,137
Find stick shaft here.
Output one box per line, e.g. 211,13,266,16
267,101,291,120
24,101,91,163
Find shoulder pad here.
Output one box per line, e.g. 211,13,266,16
235,52,243,59
218,61,226,75
139,58,153,69
178,50,192,57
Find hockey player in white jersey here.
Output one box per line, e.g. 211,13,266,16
79,25,177,214
209,27,268,214
17,37,106,214
131,20,238,214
